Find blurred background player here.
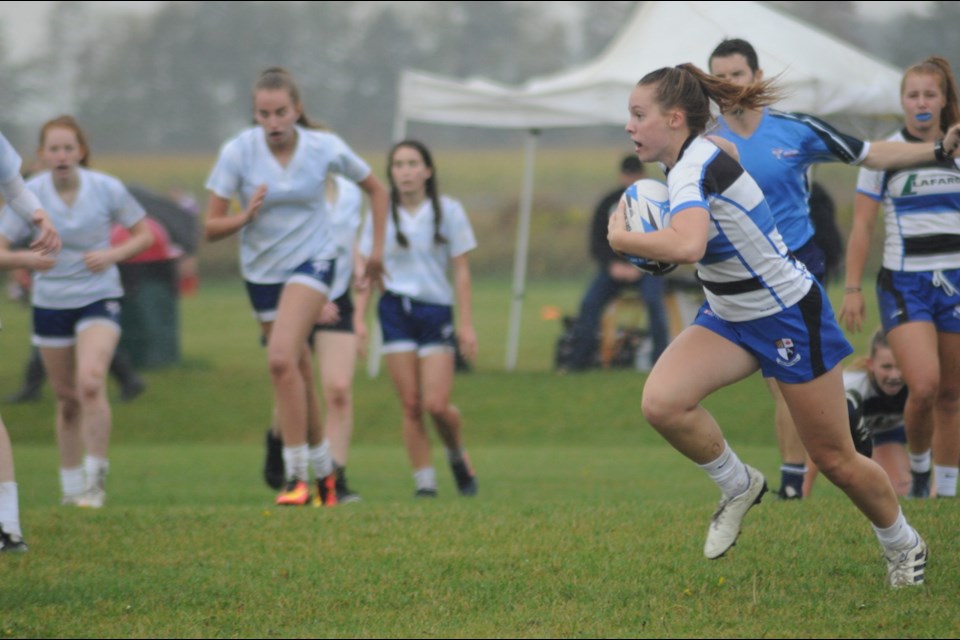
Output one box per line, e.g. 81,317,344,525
359,140,478,498
840,56,960,499
564,155,669,372
804,330,911,497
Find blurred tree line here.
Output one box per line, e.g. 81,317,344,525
1,1,956,154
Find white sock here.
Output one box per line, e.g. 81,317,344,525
60,466,86,498
84,455,109,491
414,466,437,491
282,445,309,482
698,442,749,499
934,465,958,497
908,450,932,474
0,482,22,538
872,508,919,552
309,440,333,480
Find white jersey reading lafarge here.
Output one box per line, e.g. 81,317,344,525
857,130,960,272
327,175,363,300
667,137,813,322
0,168,146,309
359,195,477,306
205,126,371,284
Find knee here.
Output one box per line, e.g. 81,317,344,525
423,396,450,417
400,395,422,422
808,447,856,488
641,387,685,431
325,382,351,411
77,370,106,403
267,348,298,380
908,378,939,409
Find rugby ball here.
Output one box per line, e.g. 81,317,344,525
618,179,677,276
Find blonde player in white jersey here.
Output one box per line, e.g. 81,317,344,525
264,174,367,503
0,116,153,510
205,67,388,506
0,130,60,551
359,140,478,498
841,56,960,499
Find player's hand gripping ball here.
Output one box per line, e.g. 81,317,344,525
618,179,677,276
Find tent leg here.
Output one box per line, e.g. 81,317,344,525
505,129,540,371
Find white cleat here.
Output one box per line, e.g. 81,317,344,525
704,465,767,559
885,536,927,588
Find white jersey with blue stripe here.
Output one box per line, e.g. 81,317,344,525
359,195,476,306
328,175,363,300
205,126,371,284
0,168,146,309
857,129,960,272
668,136,813,322
714,109,868,250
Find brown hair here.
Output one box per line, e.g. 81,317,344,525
638,64,781,135
387,140,446,249
253,67,326,130
901,56,960,131
39,115,90,166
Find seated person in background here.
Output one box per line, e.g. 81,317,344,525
563,155,669,372
804,329,912,497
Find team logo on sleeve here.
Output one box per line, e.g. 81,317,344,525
775,338,801,368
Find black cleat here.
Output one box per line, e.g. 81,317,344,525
0,528,28,553
450,456,478,497
909,471,931,499
263,428,284,490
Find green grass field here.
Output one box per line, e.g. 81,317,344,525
0,277,957,638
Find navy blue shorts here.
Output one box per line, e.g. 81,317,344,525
33,299,122,348
378,292,455,356
693,283,853,384
792,237,826,283
877,267,960,334
245,257,337,323
872,425,907,446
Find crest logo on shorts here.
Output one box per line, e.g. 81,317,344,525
775,338,801,368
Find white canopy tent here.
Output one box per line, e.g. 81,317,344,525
392,0,906,371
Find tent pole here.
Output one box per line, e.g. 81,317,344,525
505,129,540,371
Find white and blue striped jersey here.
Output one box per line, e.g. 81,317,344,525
714,109,868,250
205,126,371,284
359,195,476,306
668,136,813,322
857,129,960,272
0,168,146,309
328,175,363,300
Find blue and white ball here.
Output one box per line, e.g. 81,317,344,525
618,179,677,276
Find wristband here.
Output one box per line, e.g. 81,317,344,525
934,138,953,162
844,286,862,294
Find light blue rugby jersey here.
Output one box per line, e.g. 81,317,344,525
714,109,868,250
206,126,371,284
667,136,813,322
359,195,476,306
0,168,146,309
857,129,960,272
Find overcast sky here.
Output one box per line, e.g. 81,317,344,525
0,1,932,63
